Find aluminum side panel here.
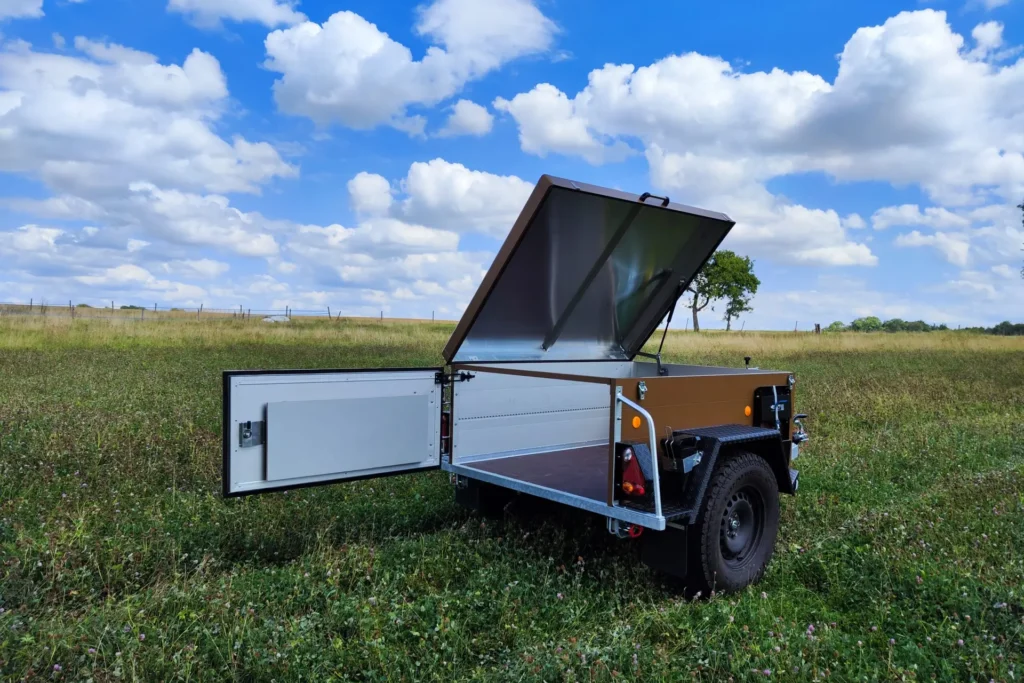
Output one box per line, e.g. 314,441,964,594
452,369,612,462
223,368,441,496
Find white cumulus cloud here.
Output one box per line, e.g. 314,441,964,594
437,99,493,137
264,0,556,132
396,159,534,237
168,0,305,28
0,0,42,20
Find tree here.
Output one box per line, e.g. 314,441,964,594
687,250,760,332
850,316,883,332
825,321,846,332
723,296,752,331
882,318,907,333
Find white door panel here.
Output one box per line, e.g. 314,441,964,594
223,368,441,496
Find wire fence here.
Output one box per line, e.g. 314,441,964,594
0,300,448,324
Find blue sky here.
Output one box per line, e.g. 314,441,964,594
0,0,1022,329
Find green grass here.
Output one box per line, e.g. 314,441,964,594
1,317,1023,681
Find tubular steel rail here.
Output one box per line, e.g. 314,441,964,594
615,389,664,523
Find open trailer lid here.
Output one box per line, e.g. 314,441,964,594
442,176,735,364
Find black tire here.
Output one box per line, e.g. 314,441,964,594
688,451,779,594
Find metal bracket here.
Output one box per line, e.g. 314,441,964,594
771,385,781,432
239,420,265,448
682,452,703,474
637,380,647,402
435,371,475,385
793,413,809,445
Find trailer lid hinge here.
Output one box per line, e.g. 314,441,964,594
239,420,265,448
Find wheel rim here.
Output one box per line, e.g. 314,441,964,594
719,485,765,568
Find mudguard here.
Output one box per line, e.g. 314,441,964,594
667,424,795,525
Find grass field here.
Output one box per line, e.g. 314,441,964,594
1,316,1023,681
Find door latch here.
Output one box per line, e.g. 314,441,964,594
239,420,265,448
637,381,647,402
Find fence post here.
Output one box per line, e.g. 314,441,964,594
141,308,145,321
29,298,32,313
69,300,74,319
247,308,250,320
198,303,203,321
327,306,331,320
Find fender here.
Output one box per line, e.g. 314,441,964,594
665,424,796,525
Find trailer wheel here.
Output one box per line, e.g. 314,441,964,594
689,451,779,594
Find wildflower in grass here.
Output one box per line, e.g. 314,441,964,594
139,633,146,641
889,638,895,645
632,653,638,667
957,639,964,647
368,597,377,606
870,625,877,632
53,664,61,672
557,593,564,600
761,592,767,599
88,648,96,654
763,669,771,676
857,641,862,647
916,575,923,584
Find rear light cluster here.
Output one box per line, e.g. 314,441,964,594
619,447,647,497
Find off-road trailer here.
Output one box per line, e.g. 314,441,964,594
222,176,809,592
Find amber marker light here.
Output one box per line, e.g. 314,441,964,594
744,406,752,417
631,416,642,429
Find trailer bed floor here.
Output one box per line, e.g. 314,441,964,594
463,445,609,503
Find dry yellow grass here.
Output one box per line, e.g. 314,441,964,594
1,313,1019,358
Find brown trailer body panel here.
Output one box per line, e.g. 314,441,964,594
615,372,792,443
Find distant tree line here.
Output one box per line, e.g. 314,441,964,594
826,317,1024,335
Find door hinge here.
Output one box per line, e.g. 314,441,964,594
239,420,265,448
435,371,475,385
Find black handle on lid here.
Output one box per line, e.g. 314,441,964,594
638,192,670,207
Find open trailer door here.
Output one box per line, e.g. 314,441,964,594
222,368,442,497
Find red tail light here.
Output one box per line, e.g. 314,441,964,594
620,448,646,497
